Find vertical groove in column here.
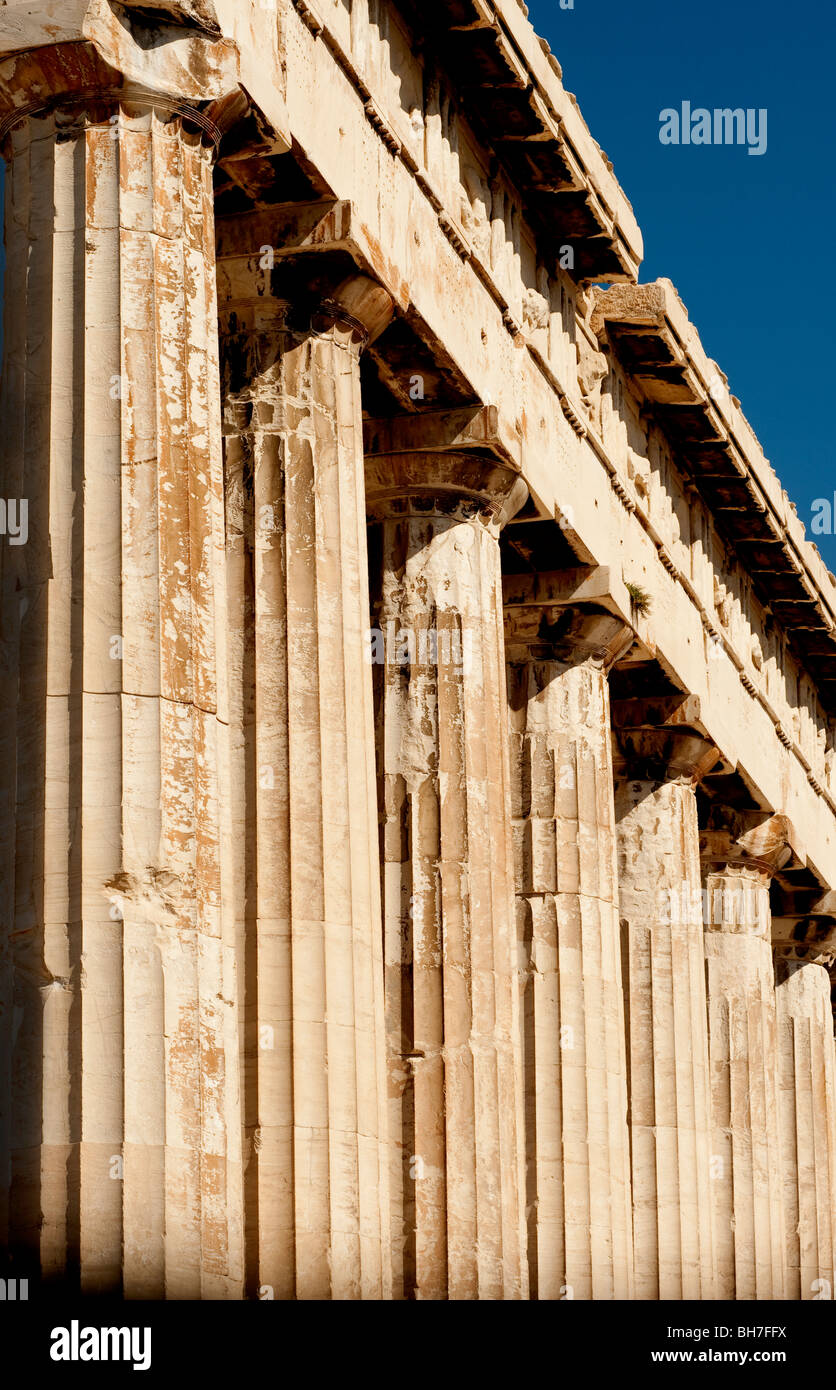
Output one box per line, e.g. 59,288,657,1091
368,456,528,1301
613,772,716,1300
775,945,836,1299
116,104,161,1299
0,111,25,1261
218,275,392,1300
3,112,59,1275
80,106,124,1296
481,531,528,1304
222,406,261,1294
1,100,240,1296
703,863,786,1299
506,643,633,1300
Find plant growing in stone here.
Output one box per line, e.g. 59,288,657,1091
626,581,652,615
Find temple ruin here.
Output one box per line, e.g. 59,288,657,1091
0,0,834,1301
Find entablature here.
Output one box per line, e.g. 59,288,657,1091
592,280,836,712
394,0,641,281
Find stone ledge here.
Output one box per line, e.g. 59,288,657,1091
593,279,836,706
294,0,641,284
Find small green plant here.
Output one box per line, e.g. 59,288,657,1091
625,581,651,616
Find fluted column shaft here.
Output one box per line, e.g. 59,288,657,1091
218,269,392,1299
0,92,241,1296
613,724,718,1299
367,452,528,1300
506,608,634,1300
702,828,788,1300
775,939,836,1299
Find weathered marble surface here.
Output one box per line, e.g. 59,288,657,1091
0,0,835,1302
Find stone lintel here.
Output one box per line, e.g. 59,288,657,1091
611,693,704,731
216,200,350,258
364,406,522,471
0,12,293,163
422,0,642,281
116,1,221,31
503,564,628,620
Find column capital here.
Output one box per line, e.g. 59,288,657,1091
772,889,836,967
365,450,528,529
700,811,800,877
0,6,292,160
0,1,300,162
502,564,642,669
505,602,634,669
315,275,395,348
220,273,395,410
773,937,836,971
0,31,239,145
220,270,393,341
699,813,799,945
612,693,721,782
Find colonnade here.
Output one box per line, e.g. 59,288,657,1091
1,44,835,1300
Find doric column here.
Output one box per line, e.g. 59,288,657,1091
612,697,720,1300
217,262,394,1299
0,40,243,1295
772,902,836,1299
701,813,792,1300
365,440,528,1301
504,573,636,1300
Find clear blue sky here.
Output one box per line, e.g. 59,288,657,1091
1,2,833,561
527,0,836,565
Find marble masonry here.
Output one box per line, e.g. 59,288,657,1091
1,0,834,1300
